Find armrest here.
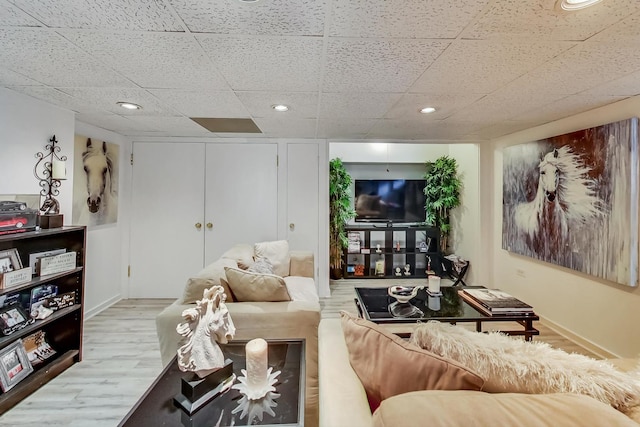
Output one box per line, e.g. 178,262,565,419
289,250,314,278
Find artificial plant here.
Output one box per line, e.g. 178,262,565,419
329,158,355,278
424,156,461,253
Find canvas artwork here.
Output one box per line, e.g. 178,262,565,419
72,135,119,226
502,118,639,287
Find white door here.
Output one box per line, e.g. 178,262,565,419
286,143,319,276
129,142,206,298
204,143,278,264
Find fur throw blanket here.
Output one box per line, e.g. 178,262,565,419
410,321,640,413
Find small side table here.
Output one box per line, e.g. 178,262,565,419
119,339,305,427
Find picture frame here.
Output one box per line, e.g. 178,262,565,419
0,248,22,274
0,305,33,336
28,249,65,275
0,339,33,392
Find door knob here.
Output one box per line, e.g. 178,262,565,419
206,222,213,229
289,223,295,231
195,222,202,229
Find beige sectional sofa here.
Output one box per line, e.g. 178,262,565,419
319,318,640,427
156,243,321,427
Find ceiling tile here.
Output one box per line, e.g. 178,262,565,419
316,118,377,139
589,10,640,43
462,0,640,41
76,113,158,133
385,93,485,120
236,91,318,119
410,40,575,95
148,89,249,118
329,0,490,38
511,94,627,124
367,119,467,140
253,117,317,138
9,0,183,31
319,92,402,119
124,116,213,136
197,35,323,92
0,1,42,26
59,87,180,116
8,86,109,115
0,28,135,87
580,70,640,97
0,67,41,85
61,31,229,90
168,0,327,35
323,38,450,93
474,121,540,140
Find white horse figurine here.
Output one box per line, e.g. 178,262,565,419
514,145,603,250
176,285,236,378
77,138,117,226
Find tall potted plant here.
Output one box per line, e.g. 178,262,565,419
424,156,461,253
329,158,355,279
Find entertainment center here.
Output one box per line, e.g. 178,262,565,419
342,224,440,279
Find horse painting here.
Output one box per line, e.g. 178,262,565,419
503,117,639,286
514,145,603,255
72,136,119,226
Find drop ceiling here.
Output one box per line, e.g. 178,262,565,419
1,0,640,141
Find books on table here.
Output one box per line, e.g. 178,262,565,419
458,287,533,316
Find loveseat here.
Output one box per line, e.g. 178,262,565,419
319,316,640,427
156,241,321,427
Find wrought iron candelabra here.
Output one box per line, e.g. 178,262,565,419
34,135,66,227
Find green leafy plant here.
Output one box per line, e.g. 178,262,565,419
329,158,356,277
424,156,461,253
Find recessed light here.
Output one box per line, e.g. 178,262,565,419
272,104,289,112
116,101,142,110
420,107,436,114
558,0,603,11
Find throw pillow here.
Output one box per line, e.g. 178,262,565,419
247,257,274,274
183,277,237,304
410,321,640,412
339,311,484,411
220,244,255,267
254,240,290,277
224,267,291,302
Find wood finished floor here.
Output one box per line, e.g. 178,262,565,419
0,281,597,426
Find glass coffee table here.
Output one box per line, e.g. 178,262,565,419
119,339,305,427
355,286,539,341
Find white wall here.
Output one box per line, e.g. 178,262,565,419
490,96,640,358
0,88,129,318
331,142,449,163
75,122,131,316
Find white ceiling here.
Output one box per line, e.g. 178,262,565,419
2,0,640,141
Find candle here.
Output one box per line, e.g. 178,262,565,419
52,159,66,180
428,275,441,294
245,338,268,389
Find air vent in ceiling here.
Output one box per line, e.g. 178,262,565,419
190,118,262,133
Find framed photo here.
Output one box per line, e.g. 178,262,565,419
0,339,33,391
23,331,56,367
0,305,33,336
28,249,65,275
0,248,22,274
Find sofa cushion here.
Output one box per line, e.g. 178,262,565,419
224,267,291,302
247,257,274,274
220,244,254,267
340,312,484,411
410,321,640,412
254,240,290,277
283,276,318,303
184,258,238,304
372,390,640,427
184,277,236,304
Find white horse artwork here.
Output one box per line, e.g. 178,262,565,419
514,145,603,253
74,137,118,226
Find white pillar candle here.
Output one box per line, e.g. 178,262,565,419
52,159,66,180
428,275,441,294
245,338,268,389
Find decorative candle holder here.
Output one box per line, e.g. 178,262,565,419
233,338,281,400
427,275,442,296
232,367,281,400
34,135,67,229
232,390,280,423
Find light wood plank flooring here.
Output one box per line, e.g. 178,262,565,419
0,282,597,426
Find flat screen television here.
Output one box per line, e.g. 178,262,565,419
354,179,426,223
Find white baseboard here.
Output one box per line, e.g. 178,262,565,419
84,295,122,320
539,316,619,359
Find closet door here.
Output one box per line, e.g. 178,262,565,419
204,143,278,264
287,143,319,280
129,142,206,298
